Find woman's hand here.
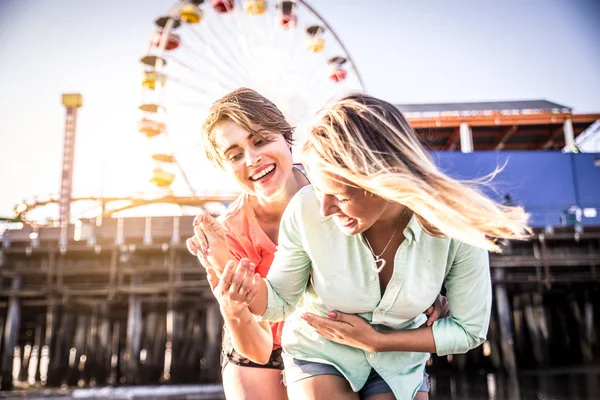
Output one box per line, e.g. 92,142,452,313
186,212,230,274
206,258,262,317
424,294,451,327
301,311,381,352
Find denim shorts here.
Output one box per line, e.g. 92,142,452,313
283,356,430,397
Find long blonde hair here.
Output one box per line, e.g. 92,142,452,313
302,94,530,252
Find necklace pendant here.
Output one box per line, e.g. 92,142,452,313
372,257,386,273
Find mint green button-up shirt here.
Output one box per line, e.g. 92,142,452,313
259,186,492,400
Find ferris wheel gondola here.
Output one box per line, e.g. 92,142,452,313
138,0,365,194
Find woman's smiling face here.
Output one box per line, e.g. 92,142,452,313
309,167,394,236
214,119,293,199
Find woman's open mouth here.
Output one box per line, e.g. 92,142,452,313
249,164,276,181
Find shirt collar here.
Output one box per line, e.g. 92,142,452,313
403,213,422,244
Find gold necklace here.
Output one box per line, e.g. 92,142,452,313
364,229,398,273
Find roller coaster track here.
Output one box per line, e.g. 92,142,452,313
13,194,238,221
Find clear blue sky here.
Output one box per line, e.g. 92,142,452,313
1,0,599,218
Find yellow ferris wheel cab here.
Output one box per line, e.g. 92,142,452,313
142,71,167,90
306,36,325,53
151,168,175,187
180,3,204,24
244,0,267,15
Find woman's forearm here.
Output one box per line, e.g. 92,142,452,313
248,278,269,316
374,326,437,353
222,306,273,364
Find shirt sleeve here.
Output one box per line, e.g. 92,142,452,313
258,193,312,322
431,241,492,356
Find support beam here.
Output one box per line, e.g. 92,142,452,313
493,268,517,376
563,118,575,152
201,303,222,383
96,305,110,386
494,125,518,151
459,122,473,153
541,126,565,150
67,314,87,386
39,300,56,386
108,321,120,386
125,276,142,384
1,277,22,390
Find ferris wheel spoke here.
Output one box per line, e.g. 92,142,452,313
165,100,214,110
172,156,198,196
265,7,285,56
306,62,331,88
164,55,236,93
165,74,222,98
236,14,272,80
173,141,203,154
183,23,252,85
238,8,269,51
209,12,258,82
177,40,246,88
235,12,278,89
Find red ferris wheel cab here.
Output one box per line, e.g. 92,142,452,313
328,56,348,82
276,1,297,29
212,0,235,13
152,31,182,50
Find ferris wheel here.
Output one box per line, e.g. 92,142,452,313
138,0,365,195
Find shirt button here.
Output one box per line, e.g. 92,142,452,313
370,275,376,282
369,353,375,359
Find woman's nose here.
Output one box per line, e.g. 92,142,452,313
319,195,338,217
245,150,263,166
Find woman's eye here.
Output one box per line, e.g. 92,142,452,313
229,153,243,162
336,197,350,204
255,135,275,146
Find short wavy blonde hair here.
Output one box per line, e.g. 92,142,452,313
202,88,294,169
302,93,530,252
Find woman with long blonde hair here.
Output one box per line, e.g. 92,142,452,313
197,93,526,399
